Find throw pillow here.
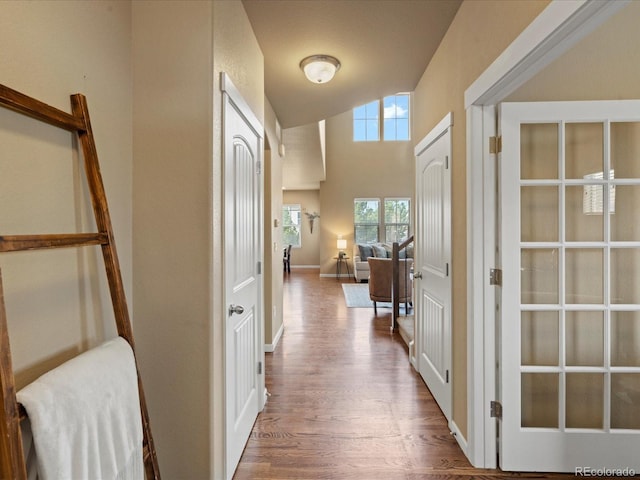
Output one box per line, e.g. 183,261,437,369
372,244,387,258
406,244,414,258
358,244,374,261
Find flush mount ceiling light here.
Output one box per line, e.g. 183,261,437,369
299,55,341,84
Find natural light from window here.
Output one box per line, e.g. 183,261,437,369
384,198,411,242
282,204,302,247
353,94,410,142
354,198,380,243
354,198,411,244
383,94,410,141
353,100,379,142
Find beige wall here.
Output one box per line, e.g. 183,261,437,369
133,0,263,477
507,0,640,103
132,1,213,476
283,190,321,267
1,0,266,476
0,0,132,385
412,0,550,438
321,109,414,276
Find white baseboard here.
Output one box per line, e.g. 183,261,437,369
319,273,353,278
264,322,284,353
449,419,468,457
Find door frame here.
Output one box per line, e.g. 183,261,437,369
464,0,629,468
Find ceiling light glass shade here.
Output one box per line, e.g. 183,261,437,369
300,55,341,84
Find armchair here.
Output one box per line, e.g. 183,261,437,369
367,257,413,314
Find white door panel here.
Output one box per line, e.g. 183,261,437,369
415,115,452,421
223,74,264,480
421,292,447,383
499,100,640,472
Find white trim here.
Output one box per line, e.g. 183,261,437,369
264,322,284,353
466,105,496,468
220,72,263,137
319,272,352,278
414,112,453,156
465,0,629,108
463,0,629,469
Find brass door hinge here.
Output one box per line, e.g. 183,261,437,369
490,400,502,418
490,268,502,286
489,136,502,154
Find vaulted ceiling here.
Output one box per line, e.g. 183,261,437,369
242,0,463,189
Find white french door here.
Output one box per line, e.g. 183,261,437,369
499,101,640,472
415,113,452,421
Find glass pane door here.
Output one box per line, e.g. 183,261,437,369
499,102,640,472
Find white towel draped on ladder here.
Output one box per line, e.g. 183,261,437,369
17,337,144,480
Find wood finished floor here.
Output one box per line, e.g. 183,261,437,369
234,270,577,480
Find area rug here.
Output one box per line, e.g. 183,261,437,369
342,283,391,308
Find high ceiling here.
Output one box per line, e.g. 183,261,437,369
242,0,463,129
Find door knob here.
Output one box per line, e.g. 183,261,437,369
229,304,245,316
413,272,423,279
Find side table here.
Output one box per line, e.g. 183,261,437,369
334,256,351,281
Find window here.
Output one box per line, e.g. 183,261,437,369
353,94,410,142
383,94,410,141
384,198,411,242
353,100,379,142
583,170,615,215
354,199,380,243
354,198,411,244
282,204,302,247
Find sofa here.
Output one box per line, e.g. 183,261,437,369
352,242,414,282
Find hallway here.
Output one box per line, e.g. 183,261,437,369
234,271,573,479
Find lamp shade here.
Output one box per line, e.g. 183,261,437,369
337,239,347,250
300,55,341,84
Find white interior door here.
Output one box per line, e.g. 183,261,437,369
222,74,264,480
499,100,640,472
415,114,452,421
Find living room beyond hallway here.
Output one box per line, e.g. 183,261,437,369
234,271,576,479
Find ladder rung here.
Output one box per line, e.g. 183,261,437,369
0,84,85,132
0,233,108,252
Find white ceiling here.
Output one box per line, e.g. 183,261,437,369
242,0,463,189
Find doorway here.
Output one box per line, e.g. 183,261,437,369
464,0,630,469
222,73,265,479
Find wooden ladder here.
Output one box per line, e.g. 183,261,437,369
0,84,160,479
